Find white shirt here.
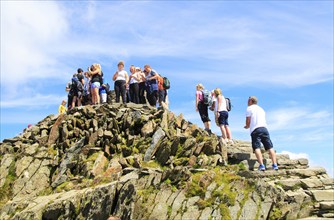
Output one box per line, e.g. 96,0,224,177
129,72,139,84
215,95,227,112
246,104,268,134
115,70,127,81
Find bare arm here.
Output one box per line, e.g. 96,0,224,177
244,117,251,129
125,73,129,84
112,72,118,81
149,72,159,81
132,73,140,82
195,92,199,112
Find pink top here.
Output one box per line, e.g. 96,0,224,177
196,90,203,101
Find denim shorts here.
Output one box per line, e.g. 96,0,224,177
91,82,100,89
251,127,273,151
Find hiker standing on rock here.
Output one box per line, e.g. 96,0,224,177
113,61,129,104
89,63,103,105
213,88,234,145
137,67,147,104
244,96,278,171
195,83,211,134
128,65,140,104
144,64,159,107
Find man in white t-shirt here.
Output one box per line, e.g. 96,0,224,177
244,96,278,171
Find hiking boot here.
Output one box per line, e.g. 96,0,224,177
205,129,212,135
258,164,266,171
272,164,279,170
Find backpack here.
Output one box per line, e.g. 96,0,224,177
225,97,232,111
102,83,110,92
72,77,84,92
162,77,170,89
202,90,213,106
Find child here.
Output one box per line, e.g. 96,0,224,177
58,100,67,114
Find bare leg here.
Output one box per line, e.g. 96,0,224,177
254,148,264,165
72,96,77,109
225,126,233,143
219,125,227,139
204,121,211,130
268,148,277,164
91,90,96,104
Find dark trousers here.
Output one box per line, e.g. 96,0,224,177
147,90,158,107
139,82,146,104
158,89,167,104
198,102,210,123
114,80,126,103
129,83,139,104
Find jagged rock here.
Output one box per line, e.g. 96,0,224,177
155,139,171,166
0,102,333,220
144,127,165,161
12,158,51,199
91,152,108,177
51,138,85,188
0,154,14,187
141,120,156,137
24,143,39,155
48,114,65,145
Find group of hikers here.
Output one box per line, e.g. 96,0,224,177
58,63,278,171
58,61,170,114
196,84,278,171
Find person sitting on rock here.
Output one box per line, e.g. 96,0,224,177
213,88,233,145
244,96,278,171
195,83,211,134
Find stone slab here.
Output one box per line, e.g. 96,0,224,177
311,190,334,202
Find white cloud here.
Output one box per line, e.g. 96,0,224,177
1,1,332,95
267,107,332,131
0,93,66,109
280,150,309,160
1,1,69,88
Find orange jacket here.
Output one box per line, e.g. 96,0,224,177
158,76,164,90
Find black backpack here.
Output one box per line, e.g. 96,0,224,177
72,76,84,92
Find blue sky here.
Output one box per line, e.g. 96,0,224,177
1,1,333,176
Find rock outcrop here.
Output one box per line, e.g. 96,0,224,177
0,102,333,220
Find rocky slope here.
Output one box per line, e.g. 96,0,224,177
0,102,333,220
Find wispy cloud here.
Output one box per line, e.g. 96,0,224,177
0,94,66,108
267,107,332,131
1,0,332,97
1,1,69,88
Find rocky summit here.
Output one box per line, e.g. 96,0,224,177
0,102,333,220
